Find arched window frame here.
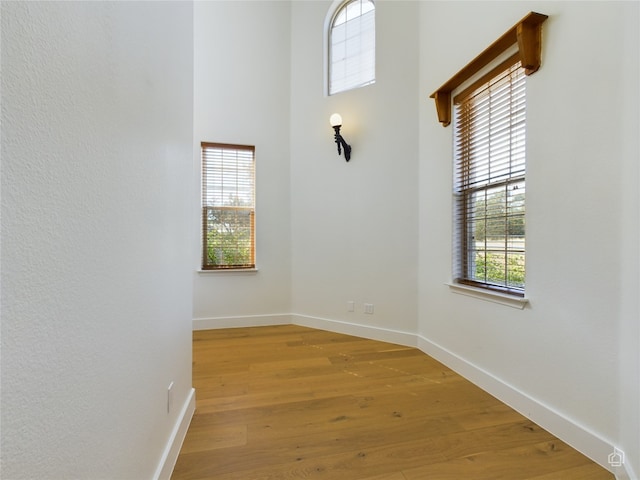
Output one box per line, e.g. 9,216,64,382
325,0,375,96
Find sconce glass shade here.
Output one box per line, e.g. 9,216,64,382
329,113,343,127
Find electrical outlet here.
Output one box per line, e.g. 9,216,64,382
364,303,374,314
167,381,174,414
347,301,355,312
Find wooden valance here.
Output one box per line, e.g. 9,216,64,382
430,11,548,127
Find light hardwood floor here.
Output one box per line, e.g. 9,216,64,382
171,325,613,480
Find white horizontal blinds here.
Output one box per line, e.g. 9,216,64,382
454,59,526,294
329,0,375,95
201,143,255,270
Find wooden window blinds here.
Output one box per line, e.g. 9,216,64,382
201,143,255,270
453,58,526,295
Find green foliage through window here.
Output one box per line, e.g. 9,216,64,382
201,143,255,270
454,60,526,295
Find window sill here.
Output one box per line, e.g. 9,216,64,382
447,282,529,309
198,268,259,275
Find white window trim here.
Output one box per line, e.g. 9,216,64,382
447,282,529,309
198,268,259,275
323,2,340,96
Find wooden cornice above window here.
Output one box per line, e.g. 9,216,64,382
430,11,548,127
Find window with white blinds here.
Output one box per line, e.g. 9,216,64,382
201,143,255,270
453,56,526,295
329,0,375,95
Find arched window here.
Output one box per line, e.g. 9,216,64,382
328,0,375,95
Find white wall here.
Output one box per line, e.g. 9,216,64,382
192,1,292,326
418,2,639,477
190,0,638,476
617,3,640,477
1,2,194,478
192,0,420,340
289,0,420,339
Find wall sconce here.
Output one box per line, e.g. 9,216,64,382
329,113,351,162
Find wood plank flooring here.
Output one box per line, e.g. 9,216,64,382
171,325,613,480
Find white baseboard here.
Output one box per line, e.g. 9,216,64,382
192,314,416,347
291,314,417,348
153,387,196,480
193,314,292,330
615,464,637,480
416,334,625,477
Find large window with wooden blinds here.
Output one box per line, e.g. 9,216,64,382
453,55,526,295
201,143,255,270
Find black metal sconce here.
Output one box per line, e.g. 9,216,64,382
330,113,351,162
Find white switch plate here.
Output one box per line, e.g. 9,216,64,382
364,303,374,314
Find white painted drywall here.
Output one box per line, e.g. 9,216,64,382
419,1,639,475
190,0,638,475
1,2,194,478
193,1,419,335
192,1,292,322
289,0,420,335
617,3,640,478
